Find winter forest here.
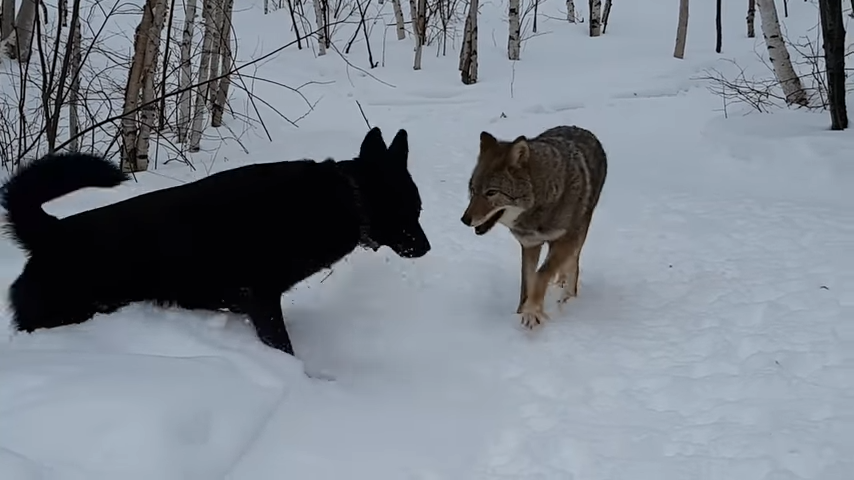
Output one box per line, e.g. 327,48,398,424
0,0,848,169
0,0,852,478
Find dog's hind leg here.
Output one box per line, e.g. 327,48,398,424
9,274,96,333
239,288,294,356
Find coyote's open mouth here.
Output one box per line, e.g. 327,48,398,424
474,209,503,235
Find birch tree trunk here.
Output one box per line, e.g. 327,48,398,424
206,0,223,105
211,0,233,127
408,0,417,39
566,0,575,22
135,0,168,170
391,0,405,40
756,0,807,106
673,0,688,59
817,0,848,129
459,0,478,84
188,0,217,151
508,0,520,60
588,0,601,37
412,0,425,69
121,0,160,172
747,0,755,38
313,0,326,55
177,0,197,142
7,0,37,61
1,0,15,40
68,6,82,152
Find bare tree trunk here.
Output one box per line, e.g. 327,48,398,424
588,0,601,36
8,0,37,61
508,0,520,59
459,0,478,84
211,0,233,127
756,0,808,106
121,0,161,172
313,0,326,55
68,2,81,152
391,0,405,40
601,0,612,34
566,0,575,22
158,0,177,131
284,0,302,48
673,0,688,59
135,0,167,170
413,0,425,69
177,0,197,142
1,0,14,40
188,0,216,151
817,0,848,129
206,0,223,105
715,0,721,52
532,0,538,33
747,0,755,38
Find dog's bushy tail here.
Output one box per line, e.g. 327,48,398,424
0,152,129,253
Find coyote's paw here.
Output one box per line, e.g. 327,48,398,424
519,304,549,330
557,288,577,313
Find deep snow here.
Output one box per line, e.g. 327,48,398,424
1,0,853,479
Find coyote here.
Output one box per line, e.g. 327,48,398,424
461,125,607,329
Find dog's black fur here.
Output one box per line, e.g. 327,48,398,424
1,127,431,356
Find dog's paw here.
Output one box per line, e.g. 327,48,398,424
519,304,549,329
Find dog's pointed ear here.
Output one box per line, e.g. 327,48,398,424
480,131,498,153
508,135,530,168
387,129,409,168
359,127,387,160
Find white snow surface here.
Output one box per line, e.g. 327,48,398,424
1,1,854,479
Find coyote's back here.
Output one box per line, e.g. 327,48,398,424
528,125,607,233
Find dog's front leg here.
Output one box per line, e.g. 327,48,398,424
241,289,294,356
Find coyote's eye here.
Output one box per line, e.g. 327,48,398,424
485,189,500,198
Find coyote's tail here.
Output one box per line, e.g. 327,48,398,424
0,152,129,253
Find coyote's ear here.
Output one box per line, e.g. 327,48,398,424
508,136,529,168
479,131,498,153
359,127,387,160
388,129,409,168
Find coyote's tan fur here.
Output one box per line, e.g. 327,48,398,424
461,125,607,328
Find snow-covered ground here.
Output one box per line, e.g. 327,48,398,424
1,1,853,479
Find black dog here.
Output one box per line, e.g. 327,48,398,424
1,127,431,356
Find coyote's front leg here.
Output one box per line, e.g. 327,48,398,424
519,237,575,329
517,243,542,314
